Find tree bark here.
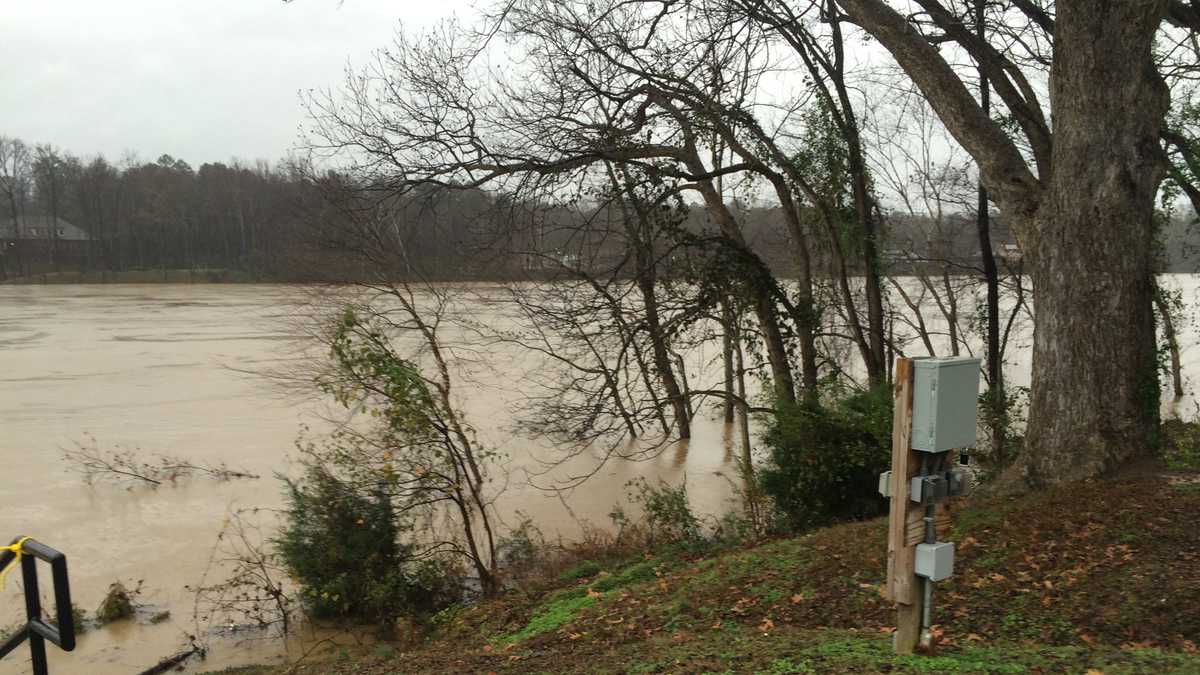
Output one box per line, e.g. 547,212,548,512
977,186,1005,461
722,298,736,423
839,0,1170,486
1022,0,1169,485
975,0,1006,465
636,273,692,438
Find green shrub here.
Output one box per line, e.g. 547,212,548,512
1161,418,1200,470
559,560,602,580
276,466,458,625
497,517,542,570
759,387,892,531
626,478,703,547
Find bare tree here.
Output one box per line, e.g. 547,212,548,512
292,187,506,595
0,136,31,278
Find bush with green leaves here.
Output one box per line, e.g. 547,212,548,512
1161,416,1200,470
759,387,892,531
309,306,501,596
276,465,458,625
623,477,705,548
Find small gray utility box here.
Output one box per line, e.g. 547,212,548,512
915,542,955,581
911,357,981,453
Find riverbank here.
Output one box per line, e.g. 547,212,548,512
0,268,262,284
204,468,1200,674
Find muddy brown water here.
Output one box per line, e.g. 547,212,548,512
0,284,744,674
3,277,1198,673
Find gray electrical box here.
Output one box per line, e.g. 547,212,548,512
910,475,949,504
911,357,981,452
915,541,955,581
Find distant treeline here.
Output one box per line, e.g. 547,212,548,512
0,136,319,280
2,134,1198,282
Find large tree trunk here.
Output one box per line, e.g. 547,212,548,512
1021,0,1168,485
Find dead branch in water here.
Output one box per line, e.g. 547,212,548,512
62,436,259,487
134,640,206,675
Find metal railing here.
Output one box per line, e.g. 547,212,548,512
0,537,75,675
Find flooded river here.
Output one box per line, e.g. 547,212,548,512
2,278,1199,673
0,284,741,674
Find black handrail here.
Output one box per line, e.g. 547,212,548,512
0,537,75,675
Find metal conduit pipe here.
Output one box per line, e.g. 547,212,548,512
919,453,947,644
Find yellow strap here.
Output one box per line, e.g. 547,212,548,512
0,537,33,591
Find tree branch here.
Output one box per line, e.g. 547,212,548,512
834,0,1042,234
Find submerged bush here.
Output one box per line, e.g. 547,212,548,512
276,466,458,625
95,582,137,625
759,387,892,531
625,477,704,548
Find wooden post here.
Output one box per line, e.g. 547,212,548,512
885,358,923,653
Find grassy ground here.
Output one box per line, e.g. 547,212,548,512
206,470,1200,674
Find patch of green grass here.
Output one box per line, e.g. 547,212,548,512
950,503,1009,538
1118,530,1141,543
971,547,1010,571
764,656,815,673
995,607,1075,643
750,583,786,604
777,634,1200,674
589,559,659,593
1171,480,1200,493
558,559,602,580
494,593,597,645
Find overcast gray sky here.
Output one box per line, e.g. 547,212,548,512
1,1,471,166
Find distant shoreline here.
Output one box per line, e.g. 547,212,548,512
0,269,264,285
5,268,1199,286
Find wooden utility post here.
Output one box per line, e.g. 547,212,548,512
884,357,922,653
884,357,953,653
